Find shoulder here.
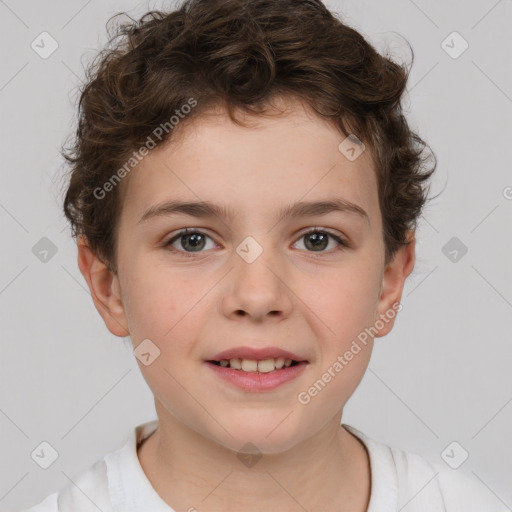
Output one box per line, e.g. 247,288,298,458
344,424,508,512
20,459,113,512
23,420,158,512
21,421,157,512
22,492,58,512
392,447,508,512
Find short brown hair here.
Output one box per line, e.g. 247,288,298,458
62,0,437,273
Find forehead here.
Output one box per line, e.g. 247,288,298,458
120,97,380,228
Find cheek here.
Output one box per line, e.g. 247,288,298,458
123,270,212,393
297,264,381,341
122,266,197,341
134,353,201,432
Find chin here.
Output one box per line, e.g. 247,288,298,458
206,413,306,456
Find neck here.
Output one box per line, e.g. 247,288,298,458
137,405,371,512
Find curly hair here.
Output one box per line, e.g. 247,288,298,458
61,0,437,274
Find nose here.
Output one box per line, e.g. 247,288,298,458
221,245,293,322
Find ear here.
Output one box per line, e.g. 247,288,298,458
374,231,416,338
77,236,130,337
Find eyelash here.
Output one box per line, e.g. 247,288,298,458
163,227,348,258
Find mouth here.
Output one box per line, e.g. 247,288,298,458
205,345,310,391
204,356,309,392
206,357,303,373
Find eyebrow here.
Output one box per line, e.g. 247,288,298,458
138,198,369,226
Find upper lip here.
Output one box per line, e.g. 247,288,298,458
208,346,308,362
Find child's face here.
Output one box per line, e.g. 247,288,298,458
80,95,414,453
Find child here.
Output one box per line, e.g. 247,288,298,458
24,0,507,510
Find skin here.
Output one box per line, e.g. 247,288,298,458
78,95,415,512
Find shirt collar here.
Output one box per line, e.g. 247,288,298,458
343,423,398,512
106,420,398,512
105,419,174,511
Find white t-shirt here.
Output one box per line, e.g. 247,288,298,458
23,420,508,512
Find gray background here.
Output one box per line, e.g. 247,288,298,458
1,0,511,510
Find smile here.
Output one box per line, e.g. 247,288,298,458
205,358,309,392
209,357,299,372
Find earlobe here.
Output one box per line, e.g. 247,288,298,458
77,236,130,337
374,232,416,338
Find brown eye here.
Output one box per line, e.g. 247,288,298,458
293,229,347,253
304,231,329,251
165,229,216,253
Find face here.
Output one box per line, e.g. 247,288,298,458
79,95,414,454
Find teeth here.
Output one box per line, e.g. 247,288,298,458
217,357,298,372
257,358,276,373
229,358,242,370
241,359,258,372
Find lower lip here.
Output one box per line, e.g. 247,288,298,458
205,361,309,391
